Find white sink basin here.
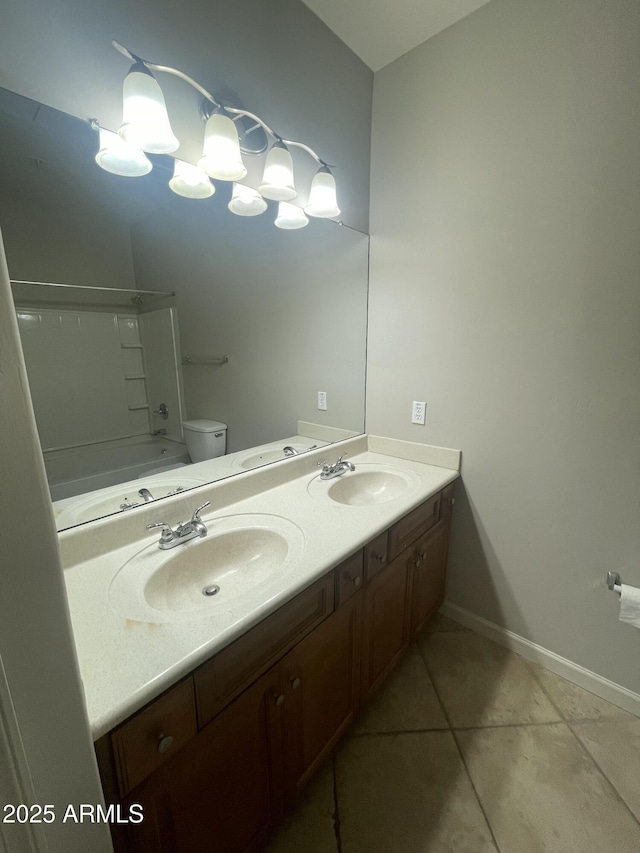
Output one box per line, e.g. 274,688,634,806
108,514,305,623
234,444,311,470
307,464,419,506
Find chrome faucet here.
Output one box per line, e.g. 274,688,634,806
146,501,210,550
318,452,356,480
283,446,299,456
138,488,155,503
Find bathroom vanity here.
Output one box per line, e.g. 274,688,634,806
60,437,459,852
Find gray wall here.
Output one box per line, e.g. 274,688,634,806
131,205,368,450
367,0,640,693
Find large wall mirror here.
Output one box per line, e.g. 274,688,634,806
0,86,369,531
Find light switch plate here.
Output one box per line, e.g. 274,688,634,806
318,391,327,411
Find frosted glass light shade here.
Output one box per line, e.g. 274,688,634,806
228,183,268,216
119,63,179,154
169,160,215,199
95,128,152,177
198,112,247,181
274,201,308,230
305,168,340,218
258,142,297,201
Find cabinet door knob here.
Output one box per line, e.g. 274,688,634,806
274,693,285,706
372,552,386,563
414,558,422,567
289,677,301,690
351,575,362,588
450,497,456,506
157,734,174,754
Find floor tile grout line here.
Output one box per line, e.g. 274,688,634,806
415,638,452,730
565,721,640,832
521,656,569,722
417,636,504,853
331,751,344,853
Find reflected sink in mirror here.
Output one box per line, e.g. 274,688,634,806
108,514,305,624
233,443,316,471
307,463,420,506
53,476,208,528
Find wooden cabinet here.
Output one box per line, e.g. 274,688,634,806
97,482,455,853
280,595,361,797
407,518,450,641
360,552,410,700
122,667,283,853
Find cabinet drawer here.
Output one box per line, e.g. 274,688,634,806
388,493,440,560
440,482,456,518
195,572,335,727
364,532,390,582
111,678,197,797
335,550,364,606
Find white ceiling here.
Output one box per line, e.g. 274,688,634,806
301,0,493,71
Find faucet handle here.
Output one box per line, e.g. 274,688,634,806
336,452,349,464
146,522,175,544
191,501,211,523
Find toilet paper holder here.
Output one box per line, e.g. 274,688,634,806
606,571,622,596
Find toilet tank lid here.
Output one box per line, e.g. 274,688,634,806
183,419,227,433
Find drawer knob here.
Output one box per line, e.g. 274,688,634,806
274,693,285,706
290,677,301,690
351,575,362,588
372,552,386,563
157,734,174,754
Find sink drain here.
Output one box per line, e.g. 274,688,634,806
202,584,221,597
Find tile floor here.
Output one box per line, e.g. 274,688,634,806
265,613,640,853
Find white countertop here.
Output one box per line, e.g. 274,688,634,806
61,437,460,740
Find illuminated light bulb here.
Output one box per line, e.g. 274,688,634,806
258,141,297,201
305,166,340,218
228,183,268,216
118,62,179,154
169,160,215,199
95,128,152,177
274,201,308,230
198,110,247,181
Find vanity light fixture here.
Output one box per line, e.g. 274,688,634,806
228,183,268,216
94,127,152,177
169,159,215,199
274,201,309,230
92,40,340,229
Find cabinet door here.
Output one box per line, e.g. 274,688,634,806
408,518,450,641
123,667,284,853
281,596,361,797
360,554,410,701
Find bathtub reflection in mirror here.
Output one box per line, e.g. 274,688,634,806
0,86,369,530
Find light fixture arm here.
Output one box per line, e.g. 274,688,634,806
111,40,330,166
112,40,221,109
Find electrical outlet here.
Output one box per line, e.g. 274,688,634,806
318,391,327,411
411,401,426,425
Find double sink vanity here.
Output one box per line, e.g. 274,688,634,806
60,434,460,852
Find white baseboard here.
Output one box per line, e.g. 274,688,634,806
440,601,640,718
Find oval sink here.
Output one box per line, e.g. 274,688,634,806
234,444,310,470
307,464,419,506
108,513,305,623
